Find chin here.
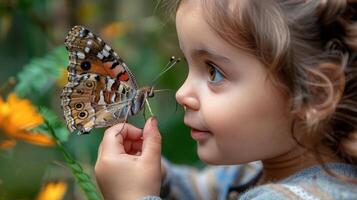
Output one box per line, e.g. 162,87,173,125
198,156,220,165
197,147,222,165
197,145,252,165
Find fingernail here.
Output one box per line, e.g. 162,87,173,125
151,116,157,127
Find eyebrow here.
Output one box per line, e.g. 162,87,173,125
192,48,232,63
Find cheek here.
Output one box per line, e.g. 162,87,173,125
201,87,296,163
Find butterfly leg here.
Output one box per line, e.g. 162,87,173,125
115,103,132,137
145,99,154,117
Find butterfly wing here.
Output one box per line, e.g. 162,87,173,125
61,25,137,134
65,25,138,88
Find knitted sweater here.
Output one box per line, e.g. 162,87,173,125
142,161,357,200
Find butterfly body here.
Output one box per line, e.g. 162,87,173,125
61,25,154,134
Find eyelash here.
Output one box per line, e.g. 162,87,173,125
205,61,225,84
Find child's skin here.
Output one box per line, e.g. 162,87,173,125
95,0,341,199
96,119,162,200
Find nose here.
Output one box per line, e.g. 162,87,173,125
175,75,200,111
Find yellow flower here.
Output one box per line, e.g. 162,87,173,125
0,93,55,148
36,181,67,200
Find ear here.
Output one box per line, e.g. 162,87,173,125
299,62,345,127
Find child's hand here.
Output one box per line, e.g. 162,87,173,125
95,117,162,200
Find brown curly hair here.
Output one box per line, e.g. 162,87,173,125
165,0,357,168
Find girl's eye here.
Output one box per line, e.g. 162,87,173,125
207,62,224,83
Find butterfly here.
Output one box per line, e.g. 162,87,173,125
61,25,155,134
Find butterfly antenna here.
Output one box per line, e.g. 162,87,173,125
158,57,175,76
150,56,181,86
153,89,173,93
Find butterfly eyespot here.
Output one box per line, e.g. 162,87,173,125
62,25,150,134
85,81,95,88
81,61,91,70
74,102,84,110
75,89,84,94
78,111,88,119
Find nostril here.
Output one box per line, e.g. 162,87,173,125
176,91,200,111
184,97,200,111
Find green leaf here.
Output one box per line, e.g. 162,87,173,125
44,120,103,200
35,107,69,142
14,46,67,99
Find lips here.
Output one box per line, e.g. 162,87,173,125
190,128,211,141
184,118,211,141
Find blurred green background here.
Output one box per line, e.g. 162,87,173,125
0,0,199,199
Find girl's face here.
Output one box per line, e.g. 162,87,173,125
175,1,297,165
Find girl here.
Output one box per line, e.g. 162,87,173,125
95,0,357,199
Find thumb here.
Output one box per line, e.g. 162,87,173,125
142,117,162,160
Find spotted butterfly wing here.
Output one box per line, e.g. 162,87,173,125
61,25,153,134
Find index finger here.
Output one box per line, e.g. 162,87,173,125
99,123,143,156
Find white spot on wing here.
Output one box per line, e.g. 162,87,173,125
118,84,124,93
97,52,104,59
111,93,116,103
98,90,106,105
77,51,85,59
84,47,90,53
105,44,111,51
106,78,115,92
102,49,109,57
